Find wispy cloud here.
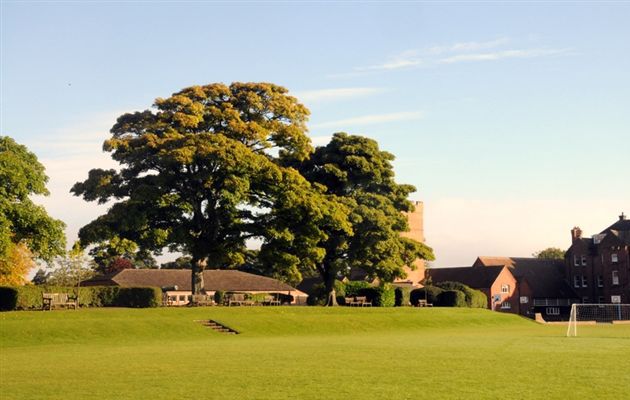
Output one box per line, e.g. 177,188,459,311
346,37,573,74
439,48,572,64
294,87,385,103
311,111,424,129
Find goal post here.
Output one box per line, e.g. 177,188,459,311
567,303,630,337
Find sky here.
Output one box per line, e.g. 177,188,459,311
1,2,629,267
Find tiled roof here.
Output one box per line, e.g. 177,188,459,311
601,218,630,234
475,256,578,299
428,266,506,290
82,269,299,293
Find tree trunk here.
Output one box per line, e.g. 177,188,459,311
324,272,338,306
191,256,206,295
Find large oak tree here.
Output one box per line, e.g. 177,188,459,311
72,83,315,293
261,132,435,305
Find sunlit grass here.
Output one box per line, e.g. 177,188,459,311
2,307,629,399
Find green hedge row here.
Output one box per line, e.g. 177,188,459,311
409,283,488,308
0,285,162,311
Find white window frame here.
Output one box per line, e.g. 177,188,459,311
597,275,604,287
574,275,580,288
520,296,529,304
581,255,587,266
501,301,511,309
546,307,560,315
611,295,621,304
501,284,510,293
574,255,580,266
612,253,618,263
612,271,619,285
581,276,588,287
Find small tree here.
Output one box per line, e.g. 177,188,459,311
48,244,95,290
533,247,565,260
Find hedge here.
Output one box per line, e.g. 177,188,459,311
344,281,372,297
0,287,18,311
357,284,396,307
394,286,412,307
0,285,162,310
435,281,487,308
410,286,444,306
436,290,467,307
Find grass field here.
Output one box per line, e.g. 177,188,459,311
2,307,630,400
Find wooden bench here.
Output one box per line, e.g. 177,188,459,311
262,295,281,306
417,299,433,307
227,293,254,306
345,296,372,307
42,293,77,310
190,294,214,306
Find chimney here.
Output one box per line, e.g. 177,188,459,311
620,212,626,221
571,226,582,242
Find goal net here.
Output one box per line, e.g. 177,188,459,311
567,304,630,337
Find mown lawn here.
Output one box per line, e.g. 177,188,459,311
1,307,629,399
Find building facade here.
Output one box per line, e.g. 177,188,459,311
565,214,630,304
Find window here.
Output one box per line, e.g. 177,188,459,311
611,296,621,304
612,271,619,285
574,276,580,288
582,297,589,304
581,276,588,287
546,307,560,315
612,253,618,263
501,301,511,309
581,255,587,266
597,275,604,287
574,255,580,266
520,296,529,304
501,284,510,293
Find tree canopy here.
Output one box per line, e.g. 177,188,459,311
261,132,434,304
0,136,66,284
533,247,565,260
72,82,314,293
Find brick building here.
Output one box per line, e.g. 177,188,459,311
565,213,630,304
473,257,578,320
428,265,518,313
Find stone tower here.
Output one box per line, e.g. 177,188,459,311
397,201,426,286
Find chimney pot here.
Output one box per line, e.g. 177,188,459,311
620,212,626,221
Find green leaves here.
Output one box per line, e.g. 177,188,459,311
0,136,66,264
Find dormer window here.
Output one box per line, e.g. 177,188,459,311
612,253,618,263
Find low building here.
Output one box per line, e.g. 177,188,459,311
82,269,307,305
473,257,578,320
427,265,518,313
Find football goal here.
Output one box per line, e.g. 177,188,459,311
567,303,630,336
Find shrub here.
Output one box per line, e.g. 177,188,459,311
214,290,225,305
344,281,372,297
435,281,487,308
436,290,467,307
394,286,412,307
115,287,161,308
0,287,18,311
410,286,444,306
357,284,396,307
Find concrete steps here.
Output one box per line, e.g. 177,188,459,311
195,319,239,335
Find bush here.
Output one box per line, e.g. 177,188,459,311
344,281,372,297
115,287,162,308
410,286,444,306
436,290,467,307
0,287,18,311
214,290,225,305
357,284,396,307
394,286,412,307
435,281,487,308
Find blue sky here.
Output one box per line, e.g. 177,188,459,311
1,2,628,266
